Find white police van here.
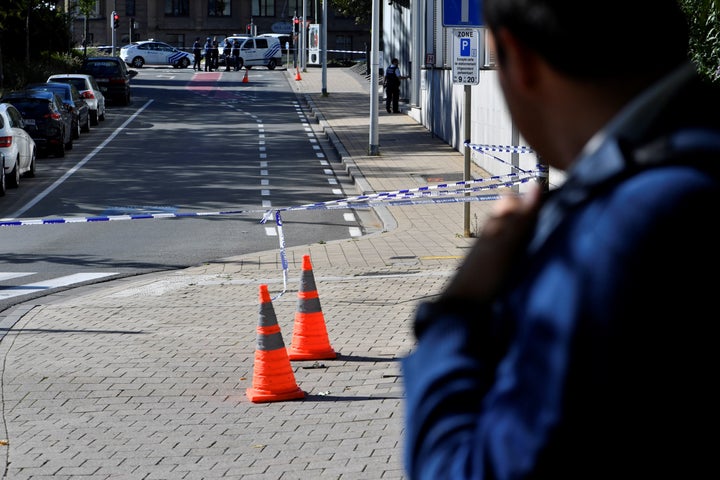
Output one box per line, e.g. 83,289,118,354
221,36,282,70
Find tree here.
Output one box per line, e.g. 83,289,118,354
330,0,372,25
679,0,720,81
77,0,97,57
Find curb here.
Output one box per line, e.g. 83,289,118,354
300,93,397,233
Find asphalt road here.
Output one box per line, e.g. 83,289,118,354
0,65,367,311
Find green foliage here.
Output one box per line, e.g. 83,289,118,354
1,0,71,63
2,51,82,92
679,0,720,82
329,0,372,25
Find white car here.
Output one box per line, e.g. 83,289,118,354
0,103,37,192
120,40,194,69
47,73,106,126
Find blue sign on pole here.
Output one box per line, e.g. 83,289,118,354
443,0,483,27
460,38,472,56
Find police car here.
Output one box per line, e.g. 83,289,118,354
120,40,194,69
220,36,283,70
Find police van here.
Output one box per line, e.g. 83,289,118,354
221,35,282,70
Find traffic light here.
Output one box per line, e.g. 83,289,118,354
112,12,119,30
247,24,251,33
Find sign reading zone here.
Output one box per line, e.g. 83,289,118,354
452,28,479,85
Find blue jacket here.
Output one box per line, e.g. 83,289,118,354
402,64,720,479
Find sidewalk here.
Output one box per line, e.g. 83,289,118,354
0,66,501,479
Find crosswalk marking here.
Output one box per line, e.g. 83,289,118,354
0,272,34,281
0,272,118,300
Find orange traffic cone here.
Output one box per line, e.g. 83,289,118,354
246,284,305,403
242,66,250,83
295,67,302,81
288,255,336,360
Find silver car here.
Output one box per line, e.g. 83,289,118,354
47,73,106,126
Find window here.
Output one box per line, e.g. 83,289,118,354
255,38,268,48
336,35,352,52
252,0,275,17
208,0,231,17
73,1,100,18
165,0,189,16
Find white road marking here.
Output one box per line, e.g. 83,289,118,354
0,272,118,299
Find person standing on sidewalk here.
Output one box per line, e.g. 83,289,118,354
384,58,406,113
192,37,202,71
402,1,720,479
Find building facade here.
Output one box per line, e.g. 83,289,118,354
381,0,561,187
67,0,369,61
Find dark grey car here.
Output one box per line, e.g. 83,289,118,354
26,82,90,139
79,56,137,106
1,90,73,158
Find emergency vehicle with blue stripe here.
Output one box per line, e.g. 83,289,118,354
120,40,194,69
221,36,283,70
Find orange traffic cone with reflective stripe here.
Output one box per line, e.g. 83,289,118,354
288,255,336,360
242,67,249,83
295,66,302,81
246,284,305,403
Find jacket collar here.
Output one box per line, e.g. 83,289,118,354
528,63,698,254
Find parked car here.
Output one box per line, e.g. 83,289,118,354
0,103,36,190
26,82,90,139
120,40,194,69
47,73,106,126
1,90,73,158
79,56,137,106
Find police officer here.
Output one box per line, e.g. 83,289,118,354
211,38,220,70
192,37,202,71
203,37,213,71
224,38,233,71
232,39,241,71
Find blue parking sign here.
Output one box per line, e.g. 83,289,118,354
443,0,483,27
460,38,472,56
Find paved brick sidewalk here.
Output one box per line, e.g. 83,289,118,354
0,66,503,479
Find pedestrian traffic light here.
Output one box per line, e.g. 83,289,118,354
112,12,119,30
247,24,251,32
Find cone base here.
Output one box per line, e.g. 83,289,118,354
287,347,336,361
246,387,305,403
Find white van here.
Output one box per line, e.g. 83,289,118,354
221,36,282,70
258,33,294,55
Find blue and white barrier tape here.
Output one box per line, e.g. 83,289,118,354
464,141,538,176
465,143,535,154
280,171,538,213
2,144,539,297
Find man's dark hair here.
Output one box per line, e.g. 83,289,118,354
483,0,689,81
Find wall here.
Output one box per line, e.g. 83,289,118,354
390,0,564,189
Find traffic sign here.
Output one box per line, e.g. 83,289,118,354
452,29,479,84
443,0,483,27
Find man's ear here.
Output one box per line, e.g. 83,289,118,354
494,27,542,92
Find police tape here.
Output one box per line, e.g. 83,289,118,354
1,145,540,297
0,171,538,228
465,142,535,154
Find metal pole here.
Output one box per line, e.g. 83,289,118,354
463,84,471,237
321,0,328,96
368,0,380,155
301,0,307,71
